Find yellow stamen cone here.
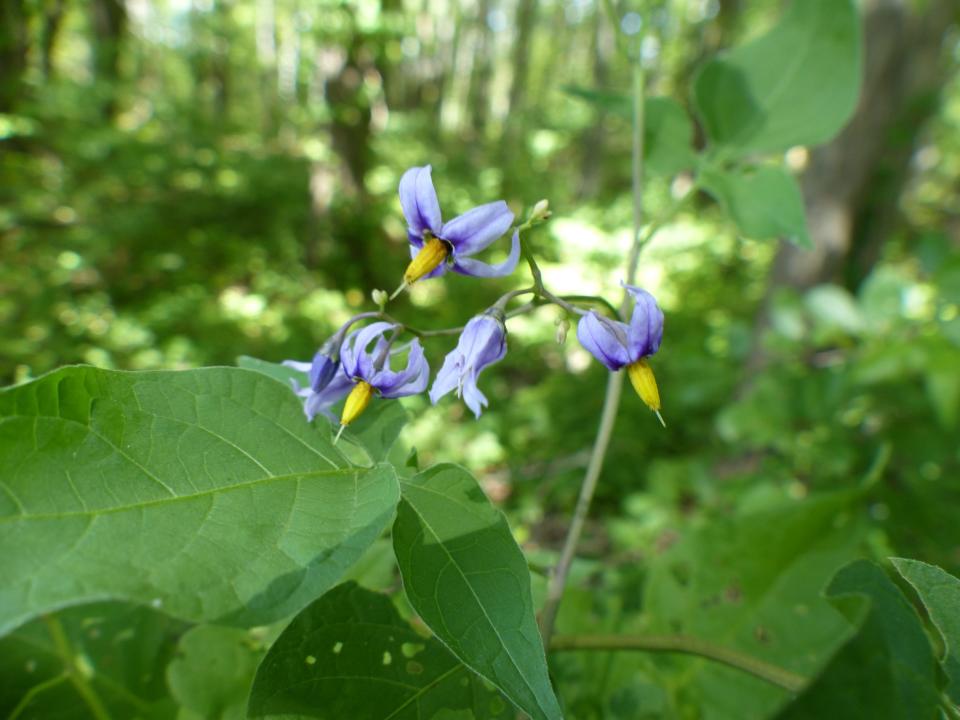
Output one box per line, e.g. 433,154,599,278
337,381,375,442
403,236,449,286
626,359,664,424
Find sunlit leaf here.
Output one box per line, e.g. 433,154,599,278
393,464,562,720
694,0,861,156
891,558,960,703
236,355,408,463
700,164,811,247
247,582,505,720
0,366,399,635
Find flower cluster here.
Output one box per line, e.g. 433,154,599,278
285,165,666,439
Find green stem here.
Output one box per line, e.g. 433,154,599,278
550,634,808,694
539,50,647,648
8,673,70,719
43,615,112,720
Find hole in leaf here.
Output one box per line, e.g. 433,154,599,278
305,655,316,665
382,651,392,666
332,642,343,654
401,642,425,658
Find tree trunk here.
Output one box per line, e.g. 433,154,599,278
90,0,127,119
745,0,958,377
0,0,30,113
771,0,956,292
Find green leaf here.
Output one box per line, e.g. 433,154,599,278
236,355,408,463
237,355,304,388
700,164,811,247
778,560,941,719
564,87,695,175
0,601,184,719
0,366,399,634
891,558,960,703
694,0,861,156
392,464,562,720
247,582,505,720
167,625,263,720
644,489,866,719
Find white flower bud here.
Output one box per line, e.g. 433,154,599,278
555,318,570,344
532,198,551,220
372,289,388,308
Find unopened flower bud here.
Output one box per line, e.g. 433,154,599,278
531,199,551,221
372,289,388,308
555,318,569,344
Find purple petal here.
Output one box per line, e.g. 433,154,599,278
623,284,664,358
576,311,631,370
399,166,442,238
460,375,489,418
341,322,396,378
441,201,514,256
377,339,430,398
428,351,462,405
451,230,521,279
303,372,353,421
282,360,312,373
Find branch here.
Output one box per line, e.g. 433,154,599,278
550,634,808,694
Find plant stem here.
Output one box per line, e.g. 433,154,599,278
539,51,647,647
549,634,808,694
43,615,112,720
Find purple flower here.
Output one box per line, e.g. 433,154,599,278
286,322,429,424
577,284,665,422
399,165,520,284
429,311,507,417
339,322,430,399
576,285,663,371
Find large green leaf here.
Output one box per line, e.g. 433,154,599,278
778,560,941,719
0,366,400,635
236,355,408,463
393,464,562,720
892,558,960,704
694,0,861,156
644,489,866,720
247,582,504,719
699,164,811,247
0,601,185,719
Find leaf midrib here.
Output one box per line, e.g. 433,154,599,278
399,487,555,720
0,467,360,523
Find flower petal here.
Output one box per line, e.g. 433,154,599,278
441,201,514,256
399,166,442,238
460,374,489,418
282,360,312,373
623,284,664,358
303,372,353,421
576,311,631,371
451,229,521,278
341,322,396,378
428,351,462,405
377,339,430,398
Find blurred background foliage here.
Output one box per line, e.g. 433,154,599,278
2,0,960,716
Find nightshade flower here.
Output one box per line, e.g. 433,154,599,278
577,284,666,425
394,165,520,296
429,311,507,418
286,322,429,436
335,321,429,439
